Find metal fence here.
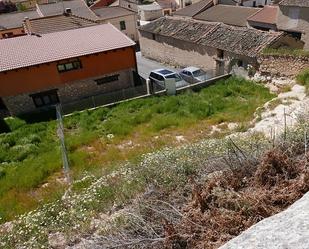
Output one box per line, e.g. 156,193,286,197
61,71,229,115
61,84,148,115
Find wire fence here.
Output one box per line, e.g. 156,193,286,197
61,84,148,115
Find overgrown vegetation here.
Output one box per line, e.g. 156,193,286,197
1,118,309,248
0,77,274,222
263,48,309,57
296,68,309,94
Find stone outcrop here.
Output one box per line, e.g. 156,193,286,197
219,191,309,249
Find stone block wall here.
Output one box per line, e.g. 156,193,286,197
258,54,309,78
3,69,134,116
139,32,217,71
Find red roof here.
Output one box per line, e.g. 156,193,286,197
90,0,117,9
0,24,135,73
247,5,278,25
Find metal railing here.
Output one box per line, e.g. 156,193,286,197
61,84,148,115
60,70,229,115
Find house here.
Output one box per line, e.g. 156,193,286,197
0,9,39,38
247,5,278,31
138,3,163,22
23,11,98,34
0,24,138,116
91,0,116,8
193,4,260,27
0,0,98,38
276,0,309,49
138,16,298,75
216,0,272,7
156,0,179,15
173,0,213,17
91,5,139,41
36,0,98,20
118,0,139,12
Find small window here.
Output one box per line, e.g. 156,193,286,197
57,60,82,73
0,98,8,110
120,21,126,31
31,90,59,108
152,33,156,40
217,49,224,59
2,32,14,38
95,74,120,85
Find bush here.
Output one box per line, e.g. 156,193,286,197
296,69,309,94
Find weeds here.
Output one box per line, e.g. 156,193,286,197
296,68,309,94
0,77,274,222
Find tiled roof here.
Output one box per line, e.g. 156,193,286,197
90,0,117,8
92,6,135,20
194,4,260,27
156,0,178,10
0,10,39,30
37,0,99,20
24,14,97,34
247,5,278,25
138,3,162,11
279,0,309,7
173,0,213,17
0,24,135,73
139,16,282,57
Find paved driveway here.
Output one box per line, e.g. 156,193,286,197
136,52,179,80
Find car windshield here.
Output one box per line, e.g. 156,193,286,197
165,73,182,82
192,69,205,77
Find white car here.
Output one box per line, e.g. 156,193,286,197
149,69,188,88
179,67,209,84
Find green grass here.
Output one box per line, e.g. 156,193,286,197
296,68,309,94
0,77,274,222
263,48,309,57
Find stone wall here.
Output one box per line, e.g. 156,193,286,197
258,54,309,78
139,31,218,71
139,31,258,74
3,69,134,116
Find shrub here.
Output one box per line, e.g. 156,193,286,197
296,69,309,94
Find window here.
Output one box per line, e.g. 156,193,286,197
57,60,82,73
30,90,59,108
120,21,126,31
0,98,8,110
217,49,224,59
95,74,120,85
2,32,14,39
151,33,156,40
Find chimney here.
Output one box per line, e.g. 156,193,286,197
64,8,72,16
212,0,218,5
23,17,32,34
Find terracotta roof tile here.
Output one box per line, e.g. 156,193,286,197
0,24,135,72
92,6,135,20
247,5,278,25
139,16,283,57
25,14,97,34
0,10,39,30
279,0,309,7
173,0,213,17
37,0,99,20
194,4,261,27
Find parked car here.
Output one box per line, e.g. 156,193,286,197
179,67,209,84
149,69,188,89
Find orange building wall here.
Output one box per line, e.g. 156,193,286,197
0,46,136,97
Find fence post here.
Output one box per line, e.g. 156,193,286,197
56,104,71,185
146,79,151,95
